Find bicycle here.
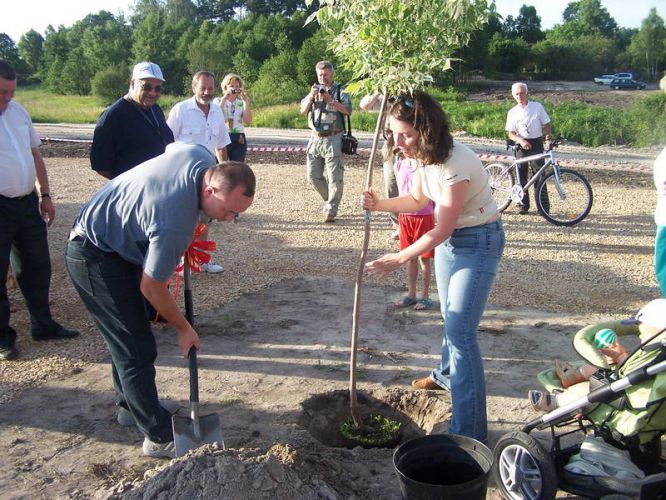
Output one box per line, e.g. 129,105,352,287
484,137,593,226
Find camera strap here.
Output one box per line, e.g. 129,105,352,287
336,85,352,137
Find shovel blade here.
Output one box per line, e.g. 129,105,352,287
172,413,224,457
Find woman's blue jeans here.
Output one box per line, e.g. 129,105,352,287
431,220,505,442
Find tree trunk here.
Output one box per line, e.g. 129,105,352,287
349,90,389,427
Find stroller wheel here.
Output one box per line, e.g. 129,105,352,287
493,431,558,500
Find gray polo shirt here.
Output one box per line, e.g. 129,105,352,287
74,143,216,282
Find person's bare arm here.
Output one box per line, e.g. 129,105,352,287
359,92,382,112
508,131,531,150
215,148,228,162
140,274,201,357
32,147,55,225
240,91,252,125
300,87,318,114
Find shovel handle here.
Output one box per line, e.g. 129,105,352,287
183,264,194,325
188,346,199,404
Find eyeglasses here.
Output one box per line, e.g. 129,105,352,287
388,94,415,108
139,82,163,93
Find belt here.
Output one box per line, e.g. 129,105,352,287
315,130,342,138
0,191,34,201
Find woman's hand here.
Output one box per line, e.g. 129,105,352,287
365,253,402,277
361,189,380,211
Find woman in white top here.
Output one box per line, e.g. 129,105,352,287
214,73,252,162
362,90,505,442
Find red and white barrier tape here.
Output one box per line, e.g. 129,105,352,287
40,137,651,173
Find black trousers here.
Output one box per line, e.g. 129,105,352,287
0,192,60,349
65,236,173,443
515,137,549,211
227,133,248,162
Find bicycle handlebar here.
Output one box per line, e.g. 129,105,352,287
506,135,565,155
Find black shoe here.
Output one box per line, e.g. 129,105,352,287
0,345,18,360
32,327,80,341
517,204,529,215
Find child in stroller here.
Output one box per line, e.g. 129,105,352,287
528,299,665,413
492,299,666,499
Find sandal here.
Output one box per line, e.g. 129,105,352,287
555,359,586,388
414,298,434,311
395,295,418,307
528,390,557,412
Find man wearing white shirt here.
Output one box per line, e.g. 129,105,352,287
167,71,231,273
505,82,553,214
0,60,79,360
167,71,230,163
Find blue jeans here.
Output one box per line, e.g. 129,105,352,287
431,220,505,442
65,236,173,443
656,225,666,296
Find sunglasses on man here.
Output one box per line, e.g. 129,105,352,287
139,82,164,93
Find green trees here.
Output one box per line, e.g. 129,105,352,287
626,8,666,81
2,0,666,98
17,30,44,80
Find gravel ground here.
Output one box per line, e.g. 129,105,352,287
0,142,661,499
0,143,658,403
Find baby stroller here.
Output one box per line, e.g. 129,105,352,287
492,318,666,499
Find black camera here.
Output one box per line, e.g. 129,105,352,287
232,89,241,94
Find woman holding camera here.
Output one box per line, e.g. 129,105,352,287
215,73,252,161
361,90,505,443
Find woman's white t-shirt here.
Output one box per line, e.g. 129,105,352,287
419,140,498,228
213,97,246,134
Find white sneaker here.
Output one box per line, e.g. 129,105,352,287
201,262,223,273
117,399,180,427
142,437,175,459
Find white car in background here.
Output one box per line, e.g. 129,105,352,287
594,74,615,85
594,72,637,85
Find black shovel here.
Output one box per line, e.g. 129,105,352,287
172,264,224,457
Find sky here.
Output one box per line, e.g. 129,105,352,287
1,0,666,43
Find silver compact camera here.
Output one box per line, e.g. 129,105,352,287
317,84,326,93
232,89,241,94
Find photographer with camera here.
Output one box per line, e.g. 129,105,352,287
214,73,252,162
300,61,352,223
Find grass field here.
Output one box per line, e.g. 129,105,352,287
14,84,666,147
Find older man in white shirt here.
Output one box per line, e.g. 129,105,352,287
167,71,231,163
167,71,232,273
0,60,79,360
505,82,553,215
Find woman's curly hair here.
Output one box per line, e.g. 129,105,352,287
384,90,453,165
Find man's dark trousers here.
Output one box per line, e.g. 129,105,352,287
65,236,173,443
0,191,60,350
515,137,550,212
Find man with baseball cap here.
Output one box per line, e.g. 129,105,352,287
90,61,174,179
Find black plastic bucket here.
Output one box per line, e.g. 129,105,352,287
393,434,493,500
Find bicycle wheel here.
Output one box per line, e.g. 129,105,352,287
485,163,514,212
535,167,593,226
